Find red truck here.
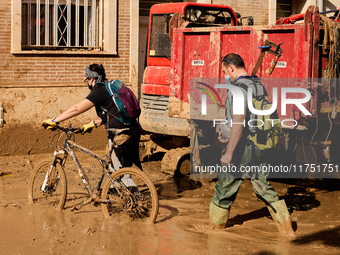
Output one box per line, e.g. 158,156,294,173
139,3,340,175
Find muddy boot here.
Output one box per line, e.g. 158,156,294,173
267,200,296,238
209,202,230,230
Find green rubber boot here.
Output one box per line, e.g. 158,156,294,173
209,202,230,229
267,200,296,238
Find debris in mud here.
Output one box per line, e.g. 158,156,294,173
69,240,77,246
284,186,320,211
83,228,95,235
56,239,64,244
0,171,13,177
27,160,34,171
0,203,21,209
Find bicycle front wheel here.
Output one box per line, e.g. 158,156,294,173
101,167,159,224
28,159,67,211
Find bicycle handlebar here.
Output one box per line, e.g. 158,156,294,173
54,125,83,134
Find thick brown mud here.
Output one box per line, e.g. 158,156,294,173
0,152,340,254
0,125,108,156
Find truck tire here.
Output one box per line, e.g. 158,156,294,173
161,147,191,175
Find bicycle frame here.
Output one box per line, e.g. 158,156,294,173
30,125,159,223
43,128,127,211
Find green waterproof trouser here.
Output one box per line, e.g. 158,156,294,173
212,142,280,209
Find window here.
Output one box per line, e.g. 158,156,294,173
148,7,236,59
276,0,292,19
184,7,235,26
12,0,117,54
149,14,172,58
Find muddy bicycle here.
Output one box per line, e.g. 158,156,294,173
28,125,159,224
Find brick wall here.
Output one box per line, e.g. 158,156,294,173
0,0,131,155
213,0,270,25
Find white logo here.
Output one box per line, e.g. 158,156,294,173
201,84,312,116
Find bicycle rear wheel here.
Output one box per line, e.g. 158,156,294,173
101,167,159,224
28,159,67,211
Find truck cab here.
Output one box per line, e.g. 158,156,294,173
140,3,239,137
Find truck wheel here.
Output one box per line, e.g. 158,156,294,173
178,155,191,175
161,147,190,175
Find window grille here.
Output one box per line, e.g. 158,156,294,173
21,0,103,49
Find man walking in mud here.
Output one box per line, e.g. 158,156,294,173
209,53,296,237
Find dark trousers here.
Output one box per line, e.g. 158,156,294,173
108,128,143,171
212,142,279,209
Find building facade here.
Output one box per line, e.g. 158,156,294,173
0,0,339,155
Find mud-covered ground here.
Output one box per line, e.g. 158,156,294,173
0,151,340,255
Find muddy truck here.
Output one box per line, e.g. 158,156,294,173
139,3,340,176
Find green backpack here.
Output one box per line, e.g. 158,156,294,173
238,77,281,150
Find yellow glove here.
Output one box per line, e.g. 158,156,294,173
82,120,97,134
42,118,59,129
